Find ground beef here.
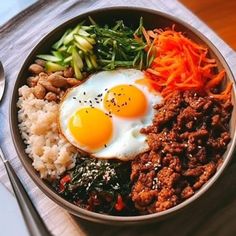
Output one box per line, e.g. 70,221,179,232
131,91,232,214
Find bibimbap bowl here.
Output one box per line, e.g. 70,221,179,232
10,7,236,224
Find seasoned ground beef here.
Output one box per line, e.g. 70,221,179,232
131,91,232,214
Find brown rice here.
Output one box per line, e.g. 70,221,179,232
17,85,76,179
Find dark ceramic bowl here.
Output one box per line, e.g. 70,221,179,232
10,7,236,225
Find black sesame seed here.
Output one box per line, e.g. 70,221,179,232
86,110,88,113
83,92,86,95
105,88,108,91
104,144,107,148
79,100,81,103
73,97,76,99
96,101,99,104
95,97,98,100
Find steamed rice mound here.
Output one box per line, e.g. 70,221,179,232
17,85,76,179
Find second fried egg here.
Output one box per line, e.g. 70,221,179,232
59,69,162,160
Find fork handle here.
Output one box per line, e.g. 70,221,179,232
4,160,52,236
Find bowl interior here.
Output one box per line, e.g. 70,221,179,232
10,7,236,224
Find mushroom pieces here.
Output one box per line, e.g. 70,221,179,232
27,61,80,102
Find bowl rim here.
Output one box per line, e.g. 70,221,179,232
9,6,236,224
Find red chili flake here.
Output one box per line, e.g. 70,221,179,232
59,174,71,192
114,194,125,211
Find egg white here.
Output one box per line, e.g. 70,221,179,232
59,69,163,160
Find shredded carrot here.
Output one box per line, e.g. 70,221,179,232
144,27,232,100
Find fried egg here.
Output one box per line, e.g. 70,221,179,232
59,69,162,160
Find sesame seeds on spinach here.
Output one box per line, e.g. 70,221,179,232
53,153,136,215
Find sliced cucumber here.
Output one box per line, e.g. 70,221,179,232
72,47,83,70
52,51,64,60
37,54,62,62
78,29,90,37
86,37,96,45
74,42,89,53
63,24,81,45
67,45,73,54
89,54,98,69
84,55,93,70
45,62,66,72
58,45,68,52
72,60,82,80
52,29,70,49
74,35,93,51
64,56,72,64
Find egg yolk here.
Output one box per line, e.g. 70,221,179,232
68,107,113,150
104,84,147,118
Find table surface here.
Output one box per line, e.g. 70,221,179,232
0,0,235,235
0,0,37,26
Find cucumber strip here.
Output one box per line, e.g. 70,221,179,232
63,24,81,45
90,34,96,38
64,56,72,63
37,54,62,62
52,51,64,60
72,60,82,79
74,42,89,53
81,25,95,31
86,37,96,45
89,55,98,69
72,47,83,69
74,35,93,51
52,29,70,49
58,45,68,52
84,55,93,70
78,29,90,37
45,62,66,72
67,45,73,54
